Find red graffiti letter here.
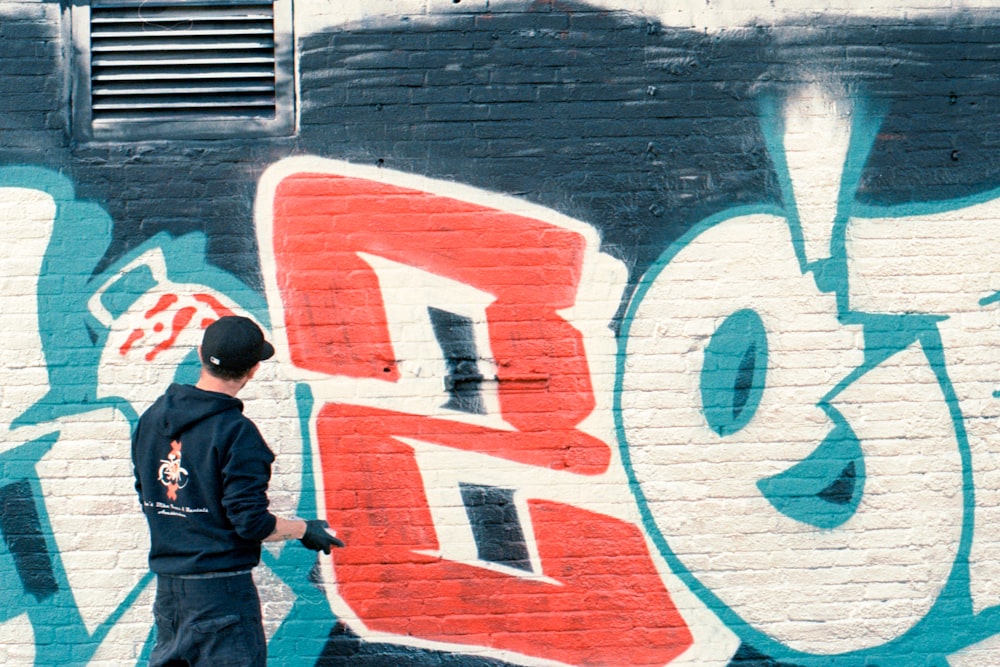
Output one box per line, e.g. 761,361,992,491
265,163,692,666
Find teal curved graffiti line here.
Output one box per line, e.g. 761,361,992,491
0,166,301,665
260,382,338,667
755,409,864,531
616,85,1000,665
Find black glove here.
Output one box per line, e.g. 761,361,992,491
300,519,345,554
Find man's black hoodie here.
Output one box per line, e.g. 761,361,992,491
132,383,278,575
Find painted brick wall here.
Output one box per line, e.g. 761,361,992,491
1,0,1000,665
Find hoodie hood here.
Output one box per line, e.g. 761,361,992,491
152,383,244,440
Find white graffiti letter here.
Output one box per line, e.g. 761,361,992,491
621,212,963,654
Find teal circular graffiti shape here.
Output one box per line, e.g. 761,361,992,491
699,308,767,437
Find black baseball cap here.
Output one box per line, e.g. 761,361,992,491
201,316,275,372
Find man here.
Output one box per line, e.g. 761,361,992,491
131,315,342,666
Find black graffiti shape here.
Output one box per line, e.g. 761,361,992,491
0,480,59,601
428,306,487,415
316,620,523,666
816,461,857,506
460,483,532,573
728,643,806,667
733,342,758,422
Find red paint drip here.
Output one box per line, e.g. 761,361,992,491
194,293,236,319
145,306,197,362
120,328,145,356
146,293,179,318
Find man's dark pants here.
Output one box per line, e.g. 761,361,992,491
150,572,266,667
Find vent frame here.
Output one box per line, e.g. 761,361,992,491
72,0,295,141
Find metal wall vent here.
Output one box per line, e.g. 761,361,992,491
74,0,294,140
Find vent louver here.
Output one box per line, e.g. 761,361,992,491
77,0,294,138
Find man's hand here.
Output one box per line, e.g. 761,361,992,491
300,519,345,553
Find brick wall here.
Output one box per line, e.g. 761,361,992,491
1,0,999,665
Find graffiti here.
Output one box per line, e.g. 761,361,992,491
618,84,1000,665
0,159,729,666
7,92,1000,663
2,2,1000,664
0,160,726,666
0,167,322,665
255,157,705,666
0,168,140,666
